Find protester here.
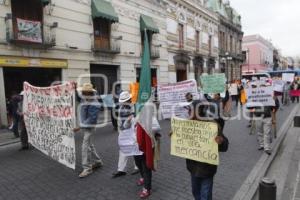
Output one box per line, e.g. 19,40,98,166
17,91,29,150
184,100,228,200
253,85,277,155
10,91,21,138
272,94,280,139
74,83,103,178
134,112,161,198
291,81,300,103
112,91,139,178
283,81,291,105
111,84,122,130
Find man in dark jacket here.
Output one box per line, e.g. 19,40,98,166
74,83,103,178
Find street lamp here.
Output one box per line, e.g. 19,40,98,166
225,52,232,82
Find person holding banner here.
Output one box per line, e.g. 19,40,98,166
290,81,300,103
112,91,139,178
17,91,29,150
74,83,104,178
186,100,228,200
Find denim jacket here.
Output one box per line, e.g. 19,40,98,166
79,99,100,128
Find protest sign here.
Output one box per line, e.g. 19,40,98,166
157,79,199,119
17,18,42,43
118,126,143,156
246,86,275,107
200,73,226,94
170,117,219,165
273,80,284,92
282,73,295,82
229,84,238,95
23,82,76,169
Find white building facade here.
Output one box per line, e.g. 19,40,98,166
0,0,168,126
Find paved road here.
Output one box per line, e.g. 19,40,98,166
0,104,297,200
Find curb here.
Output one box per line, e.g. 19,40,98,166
232,104,300,200
0,139,20,147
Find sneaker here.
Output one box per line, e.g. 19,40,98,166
137,178,144,186
92,161,103,170
258,147,264,151
265,150,272,155
112,171,126,178
79,169,93,178
139,188,151,199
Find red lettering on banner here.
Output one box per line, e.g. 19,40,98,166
53,86,62,96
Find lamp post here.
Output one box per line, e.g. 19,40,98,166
225,52,232,82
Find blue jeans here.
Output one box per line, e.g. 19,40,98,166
191,175,213,200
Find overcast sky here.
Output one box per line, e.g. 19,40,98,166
229,0,300,57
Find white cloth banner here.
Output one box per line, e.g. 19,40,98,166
246,86,275,107
118,126,143,156
273,80,284,92
23,82,76,169
282,73,295,82
157,79,199,119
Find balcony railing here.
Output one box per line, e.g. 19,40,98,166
5,14,57,49
150,44,160,59
93,36,121,54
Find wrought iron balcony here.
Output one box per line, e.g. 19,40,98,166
92,36,121,54
5,14,57,49
150,44,160,59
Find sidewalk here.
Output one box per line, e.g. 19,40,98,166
0,129,19,146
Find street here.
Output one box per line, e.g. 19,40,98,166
0,104,297,200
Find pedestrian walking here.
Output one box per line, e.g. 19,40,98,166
134,116,161,199
74,83,103,178
253,85,277,155
10,91,21,138
184,100,228,200
17,91,29,150
112,91,139,178
271,94,280,139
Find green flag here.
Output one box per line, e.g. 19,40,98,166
137,30,152,113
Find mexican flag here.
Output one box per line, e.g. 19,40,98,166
136,30,155,170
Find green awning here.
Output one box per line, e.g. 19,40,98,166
140,15,159,33
41,0,50,6
91,0,119,22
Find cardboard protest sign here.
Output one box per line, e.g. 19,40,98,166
171,117,219,165
118,126,143,156
282,73,295,82
273,80,284,92
157,79,199,119
200,73,226,94
246,86,275,107
23,82,76,169
229,84,238,95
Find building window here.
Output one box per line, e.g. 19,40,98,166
230,35,233,52
208,35,212,55
93,18,111,50
11,0,43,43
179,24,184,48
196,31,200,52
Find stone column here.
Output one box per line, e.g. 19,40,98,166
0,68,8,127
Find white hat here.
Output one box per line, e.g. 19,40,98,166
119,91,132,103
19,91,24,96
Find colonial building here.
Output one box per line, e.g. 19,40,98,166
162,0,219,84
242,34,274,73
0,0,168,126
206,0,243,82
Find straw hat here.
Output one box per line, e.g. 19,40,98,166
119,91,132,103
79,83,96,93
